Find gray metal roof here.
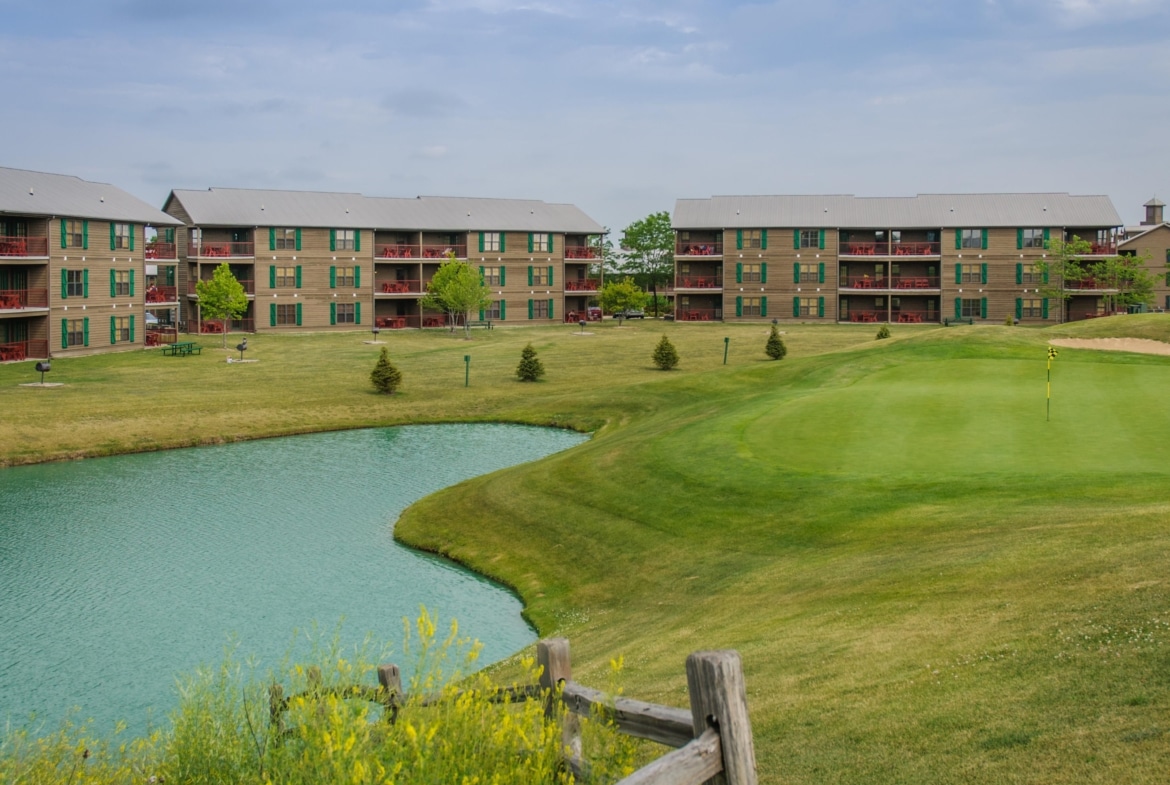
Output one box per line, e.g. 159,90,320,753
673,193,1122,230
166,188,604,234
1119,222,1170,247
0,166,183,225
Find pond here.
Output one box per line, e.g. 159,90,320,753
0,424,587,735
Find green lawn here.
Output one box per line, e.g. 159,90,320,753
4,316,1170,783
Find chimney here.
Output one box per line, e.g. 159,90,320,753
1142,197,1165,226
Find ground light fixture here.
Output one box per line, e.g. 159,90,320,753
35,361,50,384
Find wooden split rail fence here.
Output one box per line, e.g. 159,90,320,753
270,637,757,785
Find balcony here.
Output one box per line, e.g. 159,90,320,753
377,244,419,259
1064,279,1117,291
146,285,179,303
677,309,719,321
188,279,255,295
422,243,466,259
841,276,940,290
676,241,723,256
0,236,49,257
378,280,422,294
198,318,255,334
565,246,599,260
193,242,254,258
564,278,601,292
144,242,177,260
0,339,50,361
841,242,941,256
144,326,179,347
0,288,49,310
675,276,722,289
893,311,934,323
844,311,884,323
1086,242,1117,255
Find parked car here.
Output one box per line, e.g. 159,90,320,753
611,309,645,319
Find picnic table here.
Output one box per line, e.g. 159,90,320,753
162,341,201,356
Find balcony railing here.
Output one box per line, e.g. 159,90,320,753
0,236,49,257
677,309,719,321
193,242,254,258
890,276,940,289
844,311,884,323
565,246,599,260
564,278,601,292
144,242,177,260
841,277,890,289
0,288,49,309
144,327,179,347
199,318,255,334
379,244,468,259
1064,279,1117,291
0,339,49,361
188,279,255,295
1086,242,1118,255
675,276,722,289
842,276,940,290
422,244,466,259
377,244,420,259
146,285,178,303
563,308,602,323
676,242,723,256
378,280,422,294
893,311,935,323
842,242,941,256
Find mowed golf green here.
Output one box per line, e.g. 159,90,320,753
3,316,1170,783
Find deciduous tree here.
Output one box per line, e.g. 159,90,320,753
195,262,248,349
618,212,674,318
599,277,648,326
421,252,493,338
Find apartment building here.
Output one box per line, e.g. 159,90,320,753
671,193,1135,324
162,189,605,334
1119,199,1170,312
0,166,184,360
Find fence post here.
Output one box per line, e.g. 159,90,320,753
378,663,402,724
537,638,583,770
686,650,758,785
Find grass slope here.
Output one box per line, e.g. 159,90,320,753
3,316,1170,782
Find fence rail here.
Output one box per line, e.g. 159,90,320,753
144,242,177,259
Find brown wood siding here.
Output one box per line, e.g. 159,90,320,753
721,227,840,322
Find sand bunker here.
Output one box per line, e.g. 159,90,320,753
1048,338,1170,356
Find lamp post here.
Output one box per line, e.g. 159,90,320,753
723,336,730,365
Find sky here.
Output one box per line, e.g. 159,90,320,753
2,0,1167,233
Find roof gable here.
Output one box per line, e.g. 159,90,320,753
0,166,182,225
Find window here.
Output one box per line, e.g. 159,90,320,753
276,266,297,287
484,266,502,286
799,230,820,249
1021,264,1042,284
1021,299,1044,318
275,228,297,250
532,299,549,318
485,300,503,320
960,298,982,318
482,232,501,252
532,266,549,286
532,233,550,253
334,229,355,251
797,263,818,283
114,270,130,296
113,316,130,342
114,223,131,250
336,266,355,287
66,269,85,297
960,229,983,249
190,228,202,250
742,264,761,283
797,297,818,317
66,318,85,346
336,302,355,324
276,304,297,325
959,263,981,283
64,220,84,248
741,297,762,316
741,230,762,249
1021,228,1045,248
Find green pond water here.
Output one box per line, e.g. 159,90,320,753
0,424,586,735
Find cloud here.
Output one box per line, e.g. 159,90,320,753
415,145,449,159
381,89,466,119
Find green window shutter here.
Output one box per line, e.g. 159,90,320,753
329,229,336,252
955,263,962,285
479,307,485,321
354,230,360,252
548,234,553,254
527,266,534,286
1043,228,1050,249
528,299,534,320
500,233,506,253
110,268,117,297
735,296,742,317
955,229,962,250
760,263,767,283
269,227,276,251
354,266,360,288
269,265,276,288
736,263,743,283
110,222,117,251
794,231,800,250
83,317,89,347
793,262,800,284
330,266,337,288
981,229,988,250
1044,268,1049,284
793,297,800,318
61,318,68,349
1017,229,1023,250
1042,298,1049,319
1016,263,1023,285
60,219,67,248
330,302,336,325
818,297,825,317
82,268,88,298
761,229,768,250
61,269,68,300
980,298,987,319
295,228,302,251
500,266,506,286
270,303,277,327
478,232,485,253
129,224,135,252
736,229,743,250
818,229,825,250
760,296,768,317
479,265,485,283
295,302,302,326
129,269,135,297
1016,298,1023,320
548,266,553,286
166,228,174,244
500,300,506,320
548,298,554,319
528,233,534,253
295,265,302,288
82,221,88,250
110,316,117,345
818,262,825,283
981,263,988,285
129,315,135,343
955,298,962,319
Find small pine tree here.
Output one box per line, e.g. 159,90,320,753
875,325,891,340
370,346,403,394
516,343,545,382
1004,313,1015,326
765,324,787,360
652,335,679,370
